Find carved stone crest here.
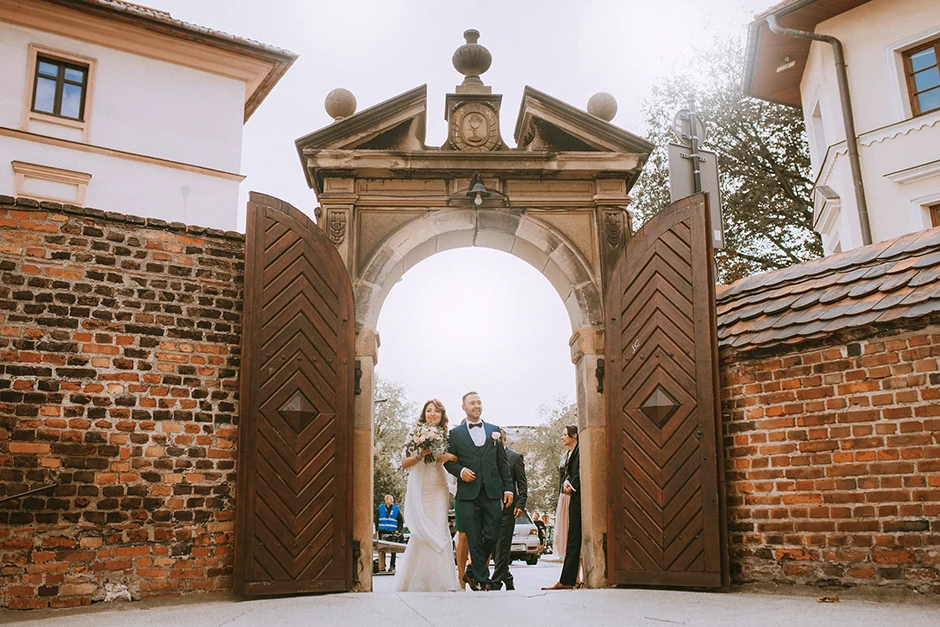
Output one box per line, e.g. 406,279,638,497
450,102,501,152
327,210,347,245
604,210,624,247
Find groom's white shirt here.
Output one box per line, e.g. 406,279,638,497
467,419,486,447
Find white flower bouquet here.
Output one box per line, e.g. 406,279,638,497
406,423,448,464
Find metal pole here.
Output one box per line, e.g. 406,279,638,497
0,483,56,504
688,95,702,194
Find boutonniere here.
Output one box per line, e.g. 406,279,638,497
491,431,501,441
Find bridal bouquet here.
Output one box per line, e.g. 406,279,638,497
406,423,448,464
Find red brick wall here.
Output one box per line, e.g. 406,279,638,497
3,196,939,608
721,324,940,594
0,197,244,609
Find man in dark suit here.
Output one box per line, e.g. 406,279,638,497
544,424,581,590
443,391,514,591
492,430,527,590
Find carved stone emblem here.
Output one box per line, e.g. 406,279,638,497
604,210,624,247
327,210,347,245
450,102,501,152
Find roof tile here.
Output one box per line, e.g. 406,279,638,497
717,226,940,351
846,277,886,299
878,270,918,292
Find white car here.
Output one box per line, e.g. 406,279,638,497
510,511,541,565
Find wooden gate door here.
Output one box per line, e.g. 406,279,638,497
606,194,727,588
235,193,355,596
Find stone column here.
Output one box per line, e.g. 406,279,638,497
352,328,378,591
570,325,607,588
318,176,356,271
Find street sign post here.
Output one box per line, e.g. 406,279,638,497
668,142,725,250
668,96,724,251
672,108,706,148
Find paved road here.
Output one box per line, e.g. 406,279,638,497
373,552,561,592
3,555,938,627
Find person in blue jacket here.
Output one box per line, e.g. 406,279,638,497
377,494,403,572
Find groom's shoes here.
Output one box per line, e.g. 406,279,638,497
461,572,481,591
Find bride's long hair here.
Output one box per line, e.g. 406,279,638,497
418,398,449,429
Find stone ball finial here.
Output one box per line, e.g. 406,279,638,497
325,88,357,121
587,92,618,122
452,29,492,88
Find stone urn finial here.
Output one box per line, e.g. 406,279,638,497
452,29,492,92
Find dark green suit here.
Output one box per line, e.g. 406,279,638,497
444,421,512,586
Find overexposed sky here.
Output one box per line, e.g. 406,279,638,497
149,0,769,424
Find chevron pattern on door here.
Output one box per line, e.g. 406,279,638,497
235,193,355,597
606,194,727,588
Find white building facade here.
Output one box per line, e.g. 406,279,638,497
745,0,940,255
0,0,295,230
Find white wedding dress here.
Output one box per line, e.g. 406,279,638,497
391,458,459,592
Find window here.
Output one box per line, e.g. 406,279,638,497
32,56,88,121
905,38,940,116
931,203,940,228
22,45,96,142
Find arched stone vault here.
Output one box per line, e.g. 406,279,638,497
356,208,603,333
295,62,653,591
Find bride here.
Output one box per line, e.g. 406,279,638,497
391,399,460,592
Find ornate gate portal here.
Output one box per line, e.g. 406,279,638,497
605,195,727,588
234,30,726,594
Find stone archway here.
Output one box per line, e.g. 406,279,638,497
294,31,654,591
353,208,608,591
355,208,601,331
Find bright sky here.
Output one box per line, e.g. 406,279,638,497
148,0,769,425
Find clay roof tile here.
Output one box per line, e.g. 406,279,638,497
717,226,940,351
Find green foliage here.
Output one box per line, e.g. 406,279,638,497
506,396,576,515
631,38,822,283
372,378,417,514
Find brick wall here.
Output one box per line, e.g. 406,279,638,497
0,197,244,609
3,196,939,609
721,323,940,594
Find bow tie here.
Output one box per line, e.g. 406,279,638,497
468,422,483,429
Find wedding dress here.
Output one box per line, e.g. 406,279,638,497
391,458,459,592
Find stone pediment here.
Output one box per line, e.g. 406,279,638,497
513,86,654,155
295,84,428,154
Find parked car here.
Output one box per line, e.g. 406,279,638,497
510,511,541,565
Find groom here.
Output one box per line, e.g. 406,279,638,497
444,391,514,591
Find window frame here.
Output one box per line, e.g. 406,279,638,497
21,44,97,142
32,55,89,121
903,37,940,117
930,203,940,229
